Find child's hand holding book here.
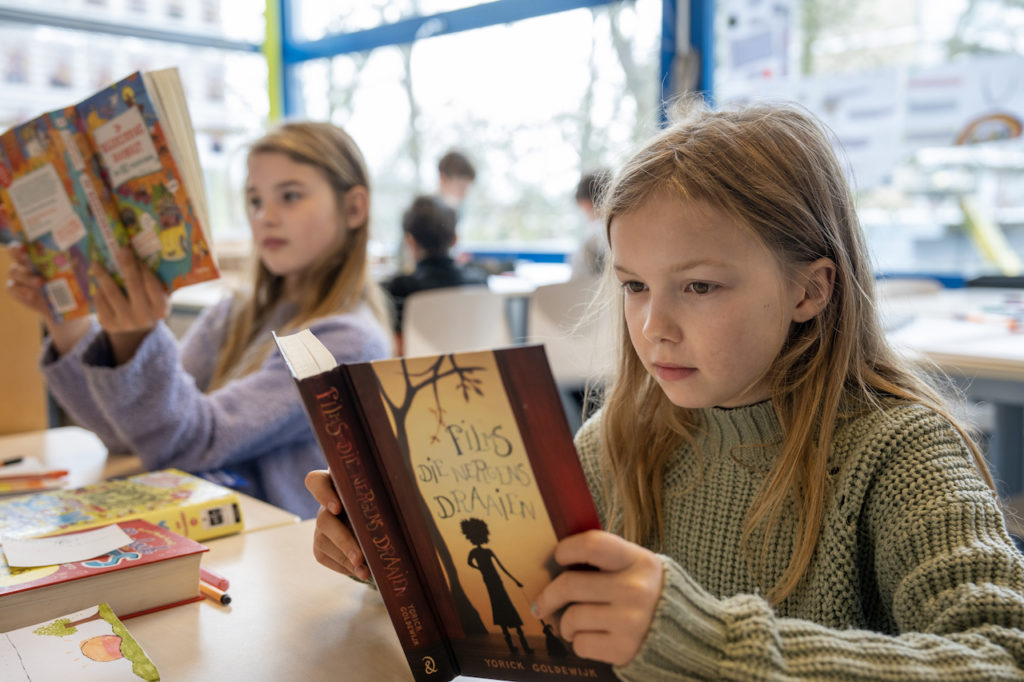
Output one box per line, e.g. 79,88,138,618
90,246,172,365
305,469,371,582
531,529,664,667
5,242,92,354
6,240,169,363
5,243,52,322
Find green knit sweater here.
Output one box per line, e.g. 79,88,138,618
574,399,1024,681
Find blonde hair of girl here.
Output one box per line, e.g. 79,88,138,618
595,97,993,605
208,121,392,390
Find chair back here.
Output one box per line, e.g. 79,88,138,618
0,248,48,433
402,286,514,357
526,277,613,387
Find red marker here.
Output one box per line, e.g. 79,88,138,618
0,469,69,481
199,566,230,591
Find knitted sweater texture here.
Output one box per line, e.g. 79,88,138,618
575,400,1024,680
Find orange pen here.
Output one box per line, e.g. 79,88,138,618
199,579,232,606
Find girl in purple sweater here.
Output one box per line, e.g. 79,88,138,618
6,122,391,518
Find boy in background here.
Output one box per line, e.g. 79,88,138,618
384,195,487,352
570,169,611,278
437,149,476,211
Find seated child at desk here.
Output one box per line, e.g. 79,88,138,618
6,121,391,519
383,194,487,352
305,99,1024,678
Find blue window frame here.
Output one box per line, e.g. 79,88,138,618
274,0,715,120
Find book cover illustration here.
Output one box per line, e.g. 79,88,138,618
358,348,614,681
0,468,244,542
0,603,160,681
0,110,118,318
0,518,205,603
0,192,12,242
0,69,218,321
73,71,216,291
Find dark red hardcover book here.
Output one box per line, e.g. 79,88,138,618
276,332,616,682
278,336,458,682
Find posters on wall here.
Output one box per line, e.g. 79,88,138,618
719,53,1024,191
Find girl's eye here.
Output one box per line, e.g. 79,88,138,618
247,196,261,210
282,190,302,202
621,280,646,294
686,281,717,295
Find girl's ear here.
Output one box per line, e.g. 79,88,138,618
792,257,836,323
341,186,369,231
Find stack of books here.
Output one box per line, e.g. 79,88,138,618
0,518,207,632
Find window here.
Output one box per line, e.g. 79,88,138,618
715,0,1024,280
290,1,662,261
291,0,485,40
0,1,268,244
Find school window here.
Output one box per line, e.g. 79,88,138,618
4,1,1021,283
714,0,1024,282
0,0,268,249
285,0,663,261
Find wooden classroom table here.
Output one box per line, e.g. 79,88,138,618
127,519,421,681
883,287,1024,497
0,427,497,680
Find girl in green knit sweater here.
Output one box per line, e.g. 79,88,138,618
306,100,1024,680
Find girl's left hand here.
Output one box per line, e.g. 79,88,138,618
532,530,663,667
91,247,170,364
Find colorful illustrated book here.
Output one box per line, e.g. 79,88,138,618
276,330,616,682
0,67,218,321
0,519,206,632
0,468,244,543
0,603,160,681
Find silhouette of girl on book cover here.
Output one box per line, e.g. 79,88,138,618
460,517,534,655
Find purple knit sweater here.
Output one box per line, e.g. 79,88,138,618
41,297,391,519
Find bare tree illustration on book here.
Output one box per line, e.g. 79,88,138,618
278,330,616,682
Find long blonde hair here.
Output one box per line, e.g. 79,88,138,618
597,98,993,605
208,121,391,389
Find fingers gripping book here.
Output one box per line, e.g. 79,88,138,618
275,330,617,682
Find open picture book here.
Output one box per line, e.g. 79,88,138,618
0,603,160,681
276,330,616,682
0,67,219,320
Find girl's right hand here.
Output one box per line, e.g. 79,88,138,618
305,469,370,581
5,243,91,355
6,243,55,322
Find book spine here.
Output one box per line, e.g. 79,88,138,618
295,369,457,682
43,497,244,543
345,362,465,633
132,497,244,542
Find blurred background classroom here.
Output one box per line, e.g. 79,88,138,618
0,0,1022,501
